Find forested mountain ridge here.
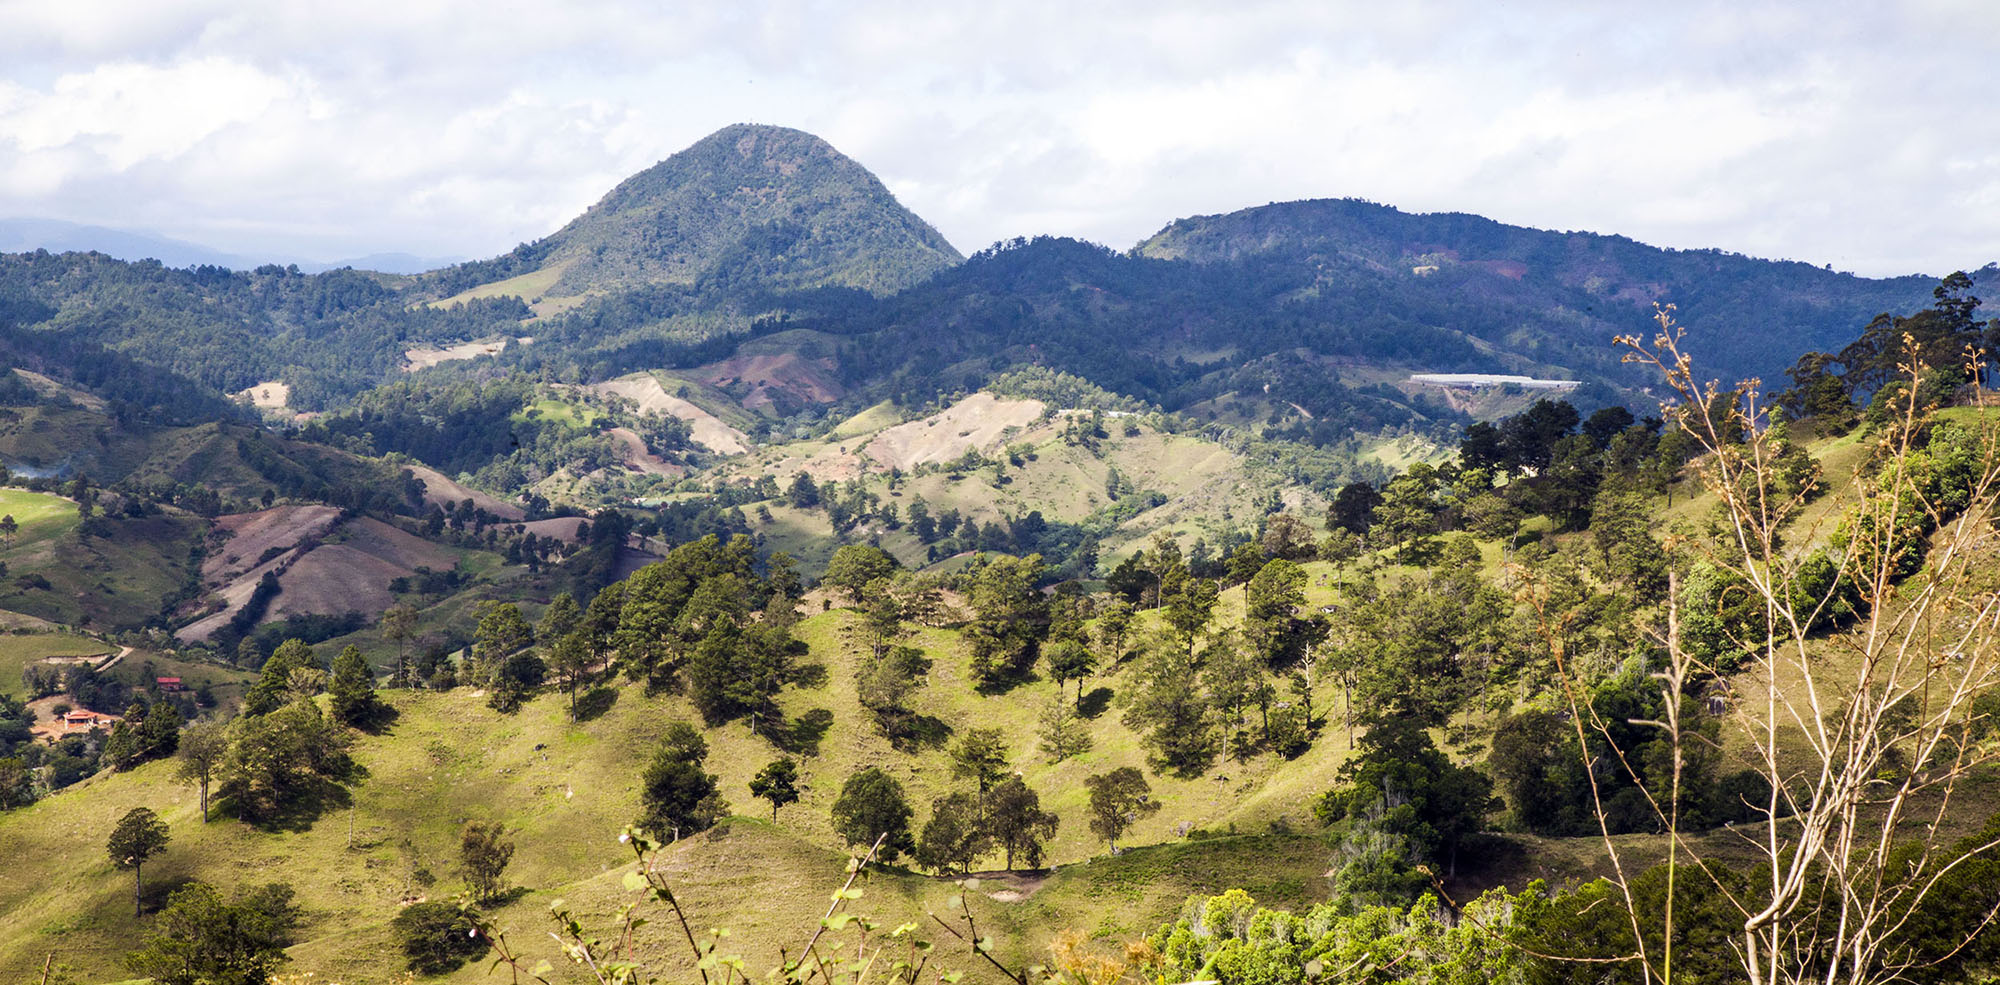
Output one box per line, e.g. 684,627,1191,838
0,123,1989,519
1138,197,1970,387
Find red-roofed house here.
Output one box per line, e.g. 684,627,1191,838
156,677,185,692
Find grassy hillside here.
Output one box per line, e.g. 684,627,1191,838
0,512,203,630
705,392,1311,573
0,606,1344,984
0,633,112,697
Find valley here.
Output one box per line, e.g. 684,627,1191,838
0,123,1994,985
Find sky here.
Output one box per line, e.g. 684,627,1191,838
0,0,1994,277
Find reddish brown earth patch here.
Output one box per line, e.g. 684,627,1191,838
1470,259,1529,280
696,351,844,410
204,505,343,585
402,463,525,520
606,427,685,478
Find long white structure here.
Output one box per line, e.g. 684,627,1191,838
1408,373,1581,390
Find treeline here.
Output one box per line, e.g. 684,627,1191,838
0,251,533,410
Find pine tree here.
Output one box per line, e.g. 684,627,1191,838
329,646,381,728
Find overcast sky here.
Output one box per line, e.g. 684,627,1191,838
0,0,1992,276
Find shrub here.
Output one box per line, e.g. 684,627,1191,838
392,901,490,975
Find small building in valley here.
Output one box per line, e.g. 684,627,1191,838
60,710,117,733
1409,373,1581,391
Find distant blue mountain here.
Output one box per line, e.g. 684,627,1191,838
0,218,459,274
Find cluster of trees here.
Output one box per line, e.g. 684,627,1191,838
300,375,620,494
830,749,1066,874
0,249,535,410
1779,270,1996,433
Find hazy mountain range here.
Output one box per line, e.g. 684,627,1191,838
0,216,461,274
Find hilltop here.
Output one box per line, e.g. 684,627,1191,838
424,124,964,310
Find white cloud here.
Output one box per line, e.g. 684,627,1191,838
0,1,1991,275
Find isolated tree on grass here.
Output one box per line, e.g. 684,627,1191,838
124,881,299,985
176,719,226,822
393,901,489,975
637,723,726,840
750,757,800,823
380,602,419,687
547,629,595,722
1086,767,1159,852
217,699,354,825
986,776,1059,871
458,820,515,902
822,544,896,606
856,644,930,744
1037,694,1092,763
859,578,903,654
1123,640,1218,777
831,766,913,862
1096,600,1135,662
1243,557,1308,665
539,591,594,721
107,806,170,917
243,638,318,716
964,553,1050,686
486,650,546,713
537,591,582,645
1045,638,1096,708
472,601,534,679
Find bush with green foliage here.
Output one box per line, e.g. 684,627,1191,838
125,881,300,985
392,901,491,975
1314,719,1496,902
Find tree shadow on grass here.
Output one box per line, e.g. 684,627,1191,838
479,886,533,907
354,702,401,735
573,685,619,723
789,662,829,689
226,773,359,834
770,707,835,756
887,714,953,752
145,873,203,916
973,669,1042,697
1077,687,1114,719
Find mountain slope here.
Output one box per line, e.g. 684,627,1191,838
1138,198,1965,384
432,124,962,306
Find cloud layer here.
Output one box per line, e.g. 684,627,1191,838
0,0,1991,276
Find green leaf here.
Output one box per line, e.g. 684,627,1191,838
622,870,649,891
